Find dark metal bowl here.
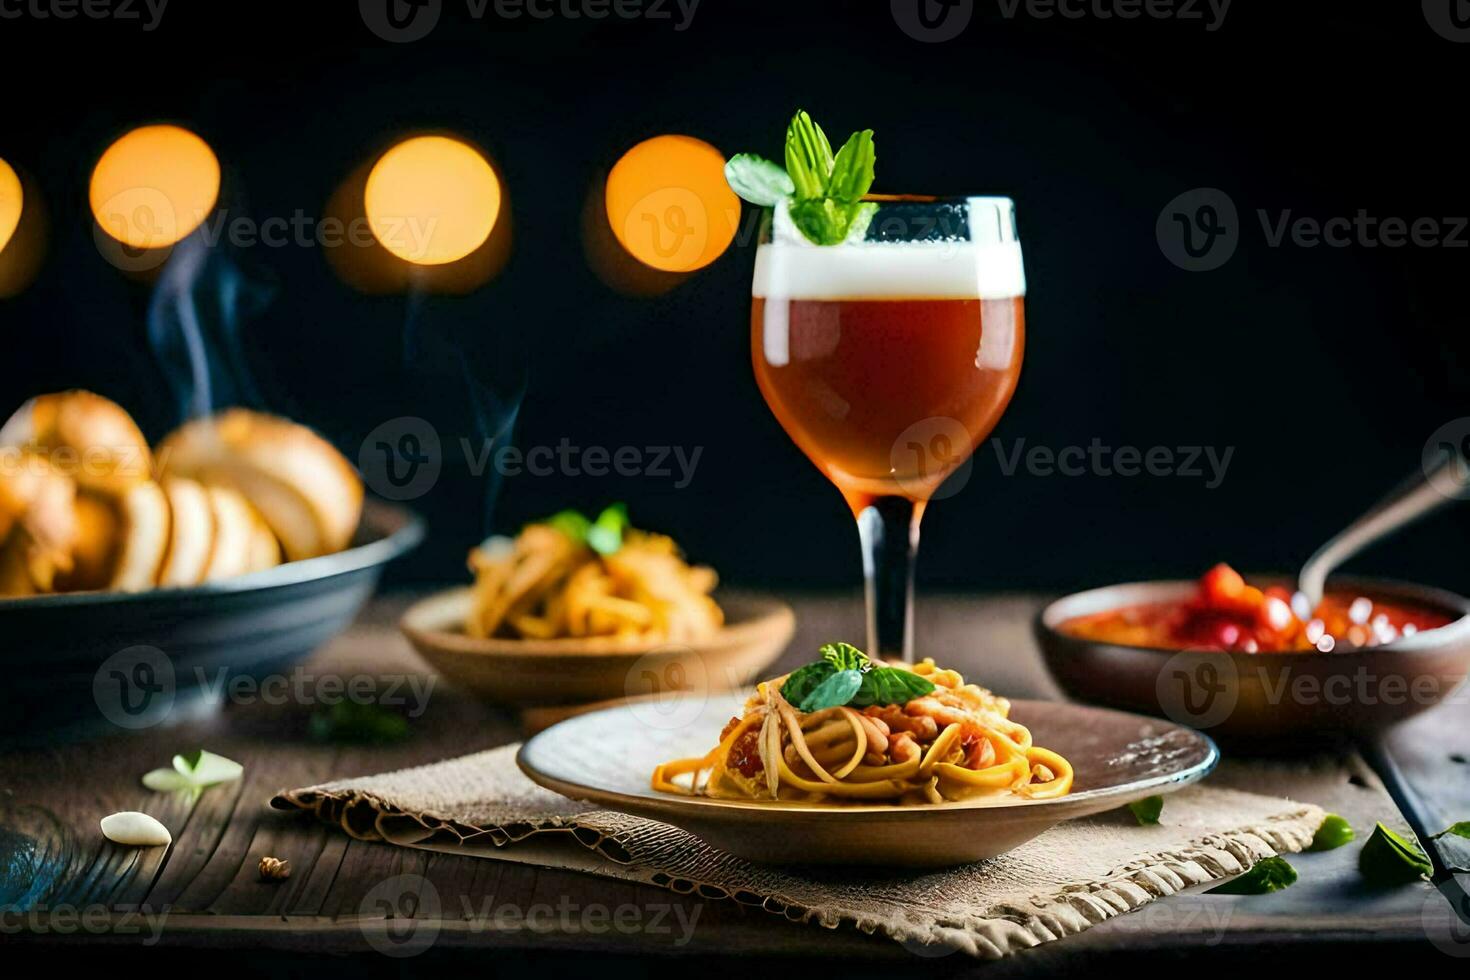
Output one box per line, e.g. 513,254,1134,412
0,500,423,743
1035,576,1470,743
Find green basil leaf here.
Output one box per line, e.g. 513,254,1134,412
1207,856,1298,895
545,510,592,545
784,109,833,200
779,661,834,708
1309,813,1356,851
1432,821,1470,841
850,667,935,707
1128,796,1164,826
586,503,629,556
309,702,410,745
827,129,875,203
724,153,794,207
1359,822,1432,885
820,642,869,671
797,669,864,712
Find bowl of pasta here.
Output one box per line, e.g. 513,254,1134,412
517,644,1219,866
400,505,795,707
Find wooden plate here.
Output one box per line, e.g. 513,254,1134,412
400,589,794,707
516,693,1218,866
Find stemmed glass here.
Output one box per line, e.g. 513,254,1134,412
751,196,1025,661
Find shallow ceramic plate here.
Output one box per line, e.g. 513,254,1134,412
401,590,794,707
517,693,1218,866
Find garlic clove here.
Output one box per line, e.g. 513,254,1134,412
100,811,172,847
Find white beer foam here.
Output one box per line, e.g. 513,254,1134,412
752,197,1026,300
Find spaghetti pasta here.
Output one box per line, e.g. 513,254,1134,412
652,655,1074,805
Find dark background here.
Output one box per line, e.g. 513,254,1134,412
2,0,1467,594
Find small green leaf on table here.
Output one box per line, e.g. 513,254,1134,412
1207,856,1298,895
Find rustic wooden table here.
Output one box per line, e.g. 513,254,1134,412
3,593,1468,975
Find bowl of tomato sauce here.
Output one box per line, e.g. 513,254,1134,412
1035,565,1470,741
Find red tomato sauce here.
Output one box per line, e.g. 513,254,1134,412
1060,564,1454,653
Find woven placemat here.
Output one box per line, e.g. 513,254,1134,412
273,744,1326,958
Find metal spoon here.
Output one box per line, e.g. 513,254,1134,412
1298,448,1470,609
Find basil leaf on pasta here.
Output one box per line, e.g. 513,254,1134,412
780,661,834,708
798,669,865,712
850,667,934,707
820,642,869,671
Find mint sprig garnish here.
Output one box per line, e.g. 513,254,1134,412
779,642,935,713
724,110,877,246
543,503,630,556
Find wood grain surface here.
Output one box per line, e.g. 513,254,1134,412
2,592,1467,973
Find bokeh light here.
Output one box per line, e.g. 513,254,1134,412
603,135,739,273
364,136,502,266
0,158,21,254
90,125,220,251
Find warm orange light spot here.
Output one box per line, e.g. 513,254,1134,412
604,135,739,273
90,125,220,250
0,158,20,253
364,136,501,266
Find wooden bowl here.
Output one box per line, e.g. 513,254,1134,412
1035,575,1470,743
400,589,795,707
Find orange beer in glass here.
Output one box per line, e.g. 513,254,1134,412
752,197,1025,660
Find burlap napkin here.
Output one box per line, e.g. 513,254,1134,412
273,744,1324,958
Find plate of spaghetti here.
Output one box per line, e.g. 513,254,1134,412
518,643,1219,866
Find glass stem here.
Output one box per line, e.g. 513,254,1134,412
858,496,922,662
